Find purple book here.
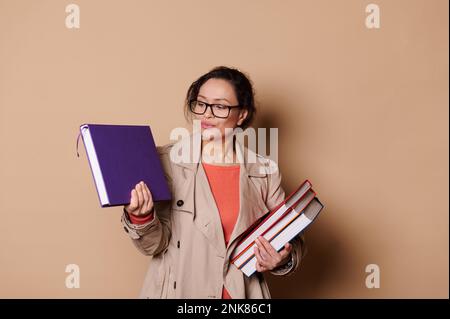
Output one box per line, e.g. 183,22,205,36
78,124,172,207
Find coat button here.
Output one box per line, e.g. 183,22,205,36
176,200,184,207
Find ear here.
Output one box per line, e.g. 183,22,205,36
237,109,249,126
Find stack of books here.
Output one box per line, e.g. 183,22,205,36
231,180,324,277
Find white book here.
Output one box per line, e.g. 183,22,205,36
232,189,316,269
230,180,312,261
240,197,324,277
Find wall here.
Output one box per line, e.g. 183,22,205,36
0,0,448,298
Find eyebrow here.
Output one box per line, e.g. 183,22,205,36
197,94,231,104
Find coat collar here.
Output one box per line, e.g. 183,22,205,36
172,131,267,178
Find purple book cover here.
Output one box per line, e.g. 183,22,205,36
79,124,172,207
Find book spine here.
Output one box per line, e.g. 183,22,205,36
80,125,110,206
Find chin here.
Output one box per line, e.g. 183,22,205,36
201,128,223,140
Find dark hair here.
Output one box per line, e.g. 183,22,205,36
184,66,256,130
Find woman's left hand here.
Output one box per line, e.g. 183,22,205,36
254,236,292,272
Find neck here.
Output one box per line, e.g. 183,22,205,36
201,135,237,165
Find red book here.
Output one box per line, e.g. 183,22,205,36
232,189,316,269
239,196,324,277
230,180,312,263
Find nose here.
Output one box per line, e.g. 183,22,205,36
204,105,214,118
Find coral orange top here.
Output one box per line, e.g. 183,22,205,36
202,162,240,299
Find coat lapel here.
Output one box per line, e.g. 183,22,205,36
194,164,227,257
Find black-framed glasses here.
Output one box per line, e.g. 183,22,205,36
189,100,242,119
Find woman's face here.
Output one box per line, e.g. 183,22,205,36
193,78,248,139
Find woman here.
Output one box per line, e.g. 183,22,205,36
121,66,306,298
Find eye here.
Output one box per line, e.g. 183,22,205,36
214,104,227,110
197,101,206,107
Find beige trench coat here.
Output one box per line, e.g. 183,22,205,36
121,134,306,299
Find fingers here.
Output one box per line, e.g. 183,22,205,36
257,236,278,259
256,237,281,267
254,247,268,273
254,245,265,262
255,238,270,261
131,189,139,210
125,189,138,214
143,183,154,213
254,237,292,271
255,260,267,273
140,182,149,214
126,181,153,216
135,182,144,209
254,244,272,272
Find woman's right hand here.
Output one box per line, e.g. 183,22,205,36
124,181,154,217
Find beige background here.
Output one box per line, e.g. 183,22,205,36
0,0,448,298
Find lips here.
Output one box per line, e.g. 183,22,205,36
201,122,215,129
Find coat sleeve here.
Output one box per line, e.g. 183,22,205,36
120,146,173,257
264,159,307,276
